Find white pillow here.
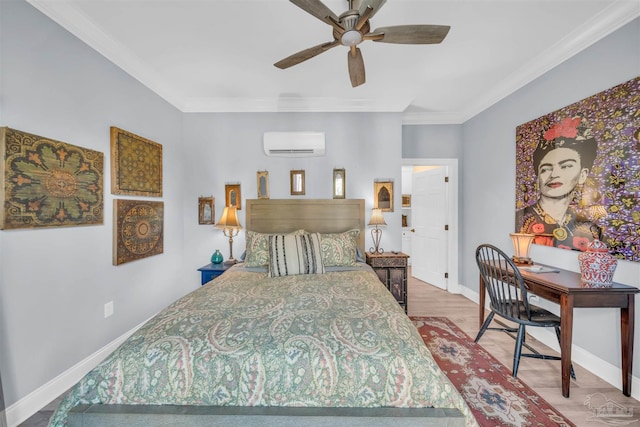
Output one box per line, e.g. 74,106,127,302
268,233,325,277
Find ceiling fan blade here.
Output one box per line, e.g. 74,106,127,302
347,47,365,87
358,0,387,19
355,6,374,31
290,0,338,26
372,25,450,44
274,40,340,69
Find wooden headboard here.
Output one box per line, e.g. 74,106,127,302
245,199,365,252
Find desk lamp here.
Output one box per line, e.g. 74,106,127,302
510,233,535,265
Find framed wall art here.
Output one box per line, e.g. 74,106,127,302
290,170,305,196
515,76,639,262
333,168,345,199
110,127,162,197
225,184,241,209
374,180,393,212
0,127,104,230
113,199,164,265
257,171,269,199
198,196,214,224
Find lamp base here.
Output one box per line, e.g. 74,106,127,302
223,258,237,266
512,256,533,265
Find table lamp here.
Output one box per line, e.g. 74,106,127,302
510,232,535,265
215,206,242,265
368,208,387,254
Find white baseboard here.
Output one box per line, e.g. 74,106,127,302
458,286,640,400
6,318,149,427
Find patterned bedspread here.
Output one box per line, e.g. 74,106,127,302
49,267,477,426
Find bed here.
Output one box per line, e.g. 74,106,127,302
49,199,477,427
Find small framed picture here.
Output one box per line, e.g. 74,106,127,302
198,196,215,224
374,180,394,212
225,184,241,210
290,170,305,196
402,194,411,207
257,171,269,199
333,168,345,199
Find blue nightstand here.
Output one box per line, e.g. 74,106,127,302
197,263,232,285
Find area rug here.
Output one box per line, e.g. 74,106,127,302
411,316,575,427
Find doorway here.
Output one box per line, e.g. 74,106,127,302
401,158,459,293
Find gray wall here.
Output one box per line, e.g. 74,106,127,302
460,19,639,368
182,112,404,275
1,0,639,420
0,1,405,414
0,0,185,407
402,125,462,159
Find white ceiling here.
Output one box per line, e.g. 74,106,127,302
27,0,639,124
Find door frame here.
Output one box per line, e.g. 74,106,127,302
402,158,460,294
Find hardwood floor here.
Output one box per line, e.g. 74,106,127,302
407,270,640,426
19,270,640,426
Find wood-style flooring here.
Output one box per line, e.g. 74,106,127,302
18,270,640,426
406,270,640,426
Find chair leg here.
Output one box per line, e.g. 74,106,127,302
554,327,576,380
474,311,495,343
512,324,526,378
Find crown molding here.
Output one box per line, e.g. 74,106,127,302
26,0,186,109
454,0,640,124
27,0,639,121
181,96,412,113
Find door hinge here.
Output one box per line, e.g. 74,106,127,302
444,224,449,231
445,272,449,279
445,176,449,183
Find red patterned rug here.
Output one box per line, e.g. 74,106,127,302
411,316,575,427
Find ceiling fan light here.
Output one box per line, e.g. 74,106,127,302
341,30,362,46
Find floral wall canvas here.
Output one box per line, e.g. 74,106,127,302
113,199,164,265
0,127,103,230
515,76,639,262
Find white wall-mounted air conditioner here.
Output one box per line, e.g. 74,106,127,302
263,132,325,157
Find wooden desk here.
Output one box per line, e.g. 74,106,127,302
478,264,639,398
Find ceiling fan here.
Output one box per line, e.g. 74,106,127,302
274,0,450,87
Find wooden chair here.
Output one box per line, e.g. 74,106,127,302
474,244,574,379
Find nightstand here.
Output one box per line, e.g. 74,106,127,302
197,263,232,285
365,252,409,313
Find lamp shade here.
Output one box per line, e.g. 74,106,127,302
368,208,387,226
215,206,242,230
510,232,534,264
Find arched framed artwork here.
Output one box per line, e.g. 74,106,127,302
257,171,269,199
198,196,214,224
225,184,241,210
374,181,393,212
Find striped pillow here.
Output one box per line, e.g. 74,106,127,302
268,233,325,277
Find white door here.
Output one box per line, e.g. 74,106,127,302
411,167,448,289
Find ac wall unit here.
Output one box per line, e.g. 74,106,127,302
263,132,325,157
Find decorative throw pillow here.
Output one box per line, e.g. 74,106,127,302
268,232,325,277
244,229,305,267
320,229,360,267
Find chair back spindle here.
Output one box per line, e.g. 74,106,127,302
476,245,531,322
